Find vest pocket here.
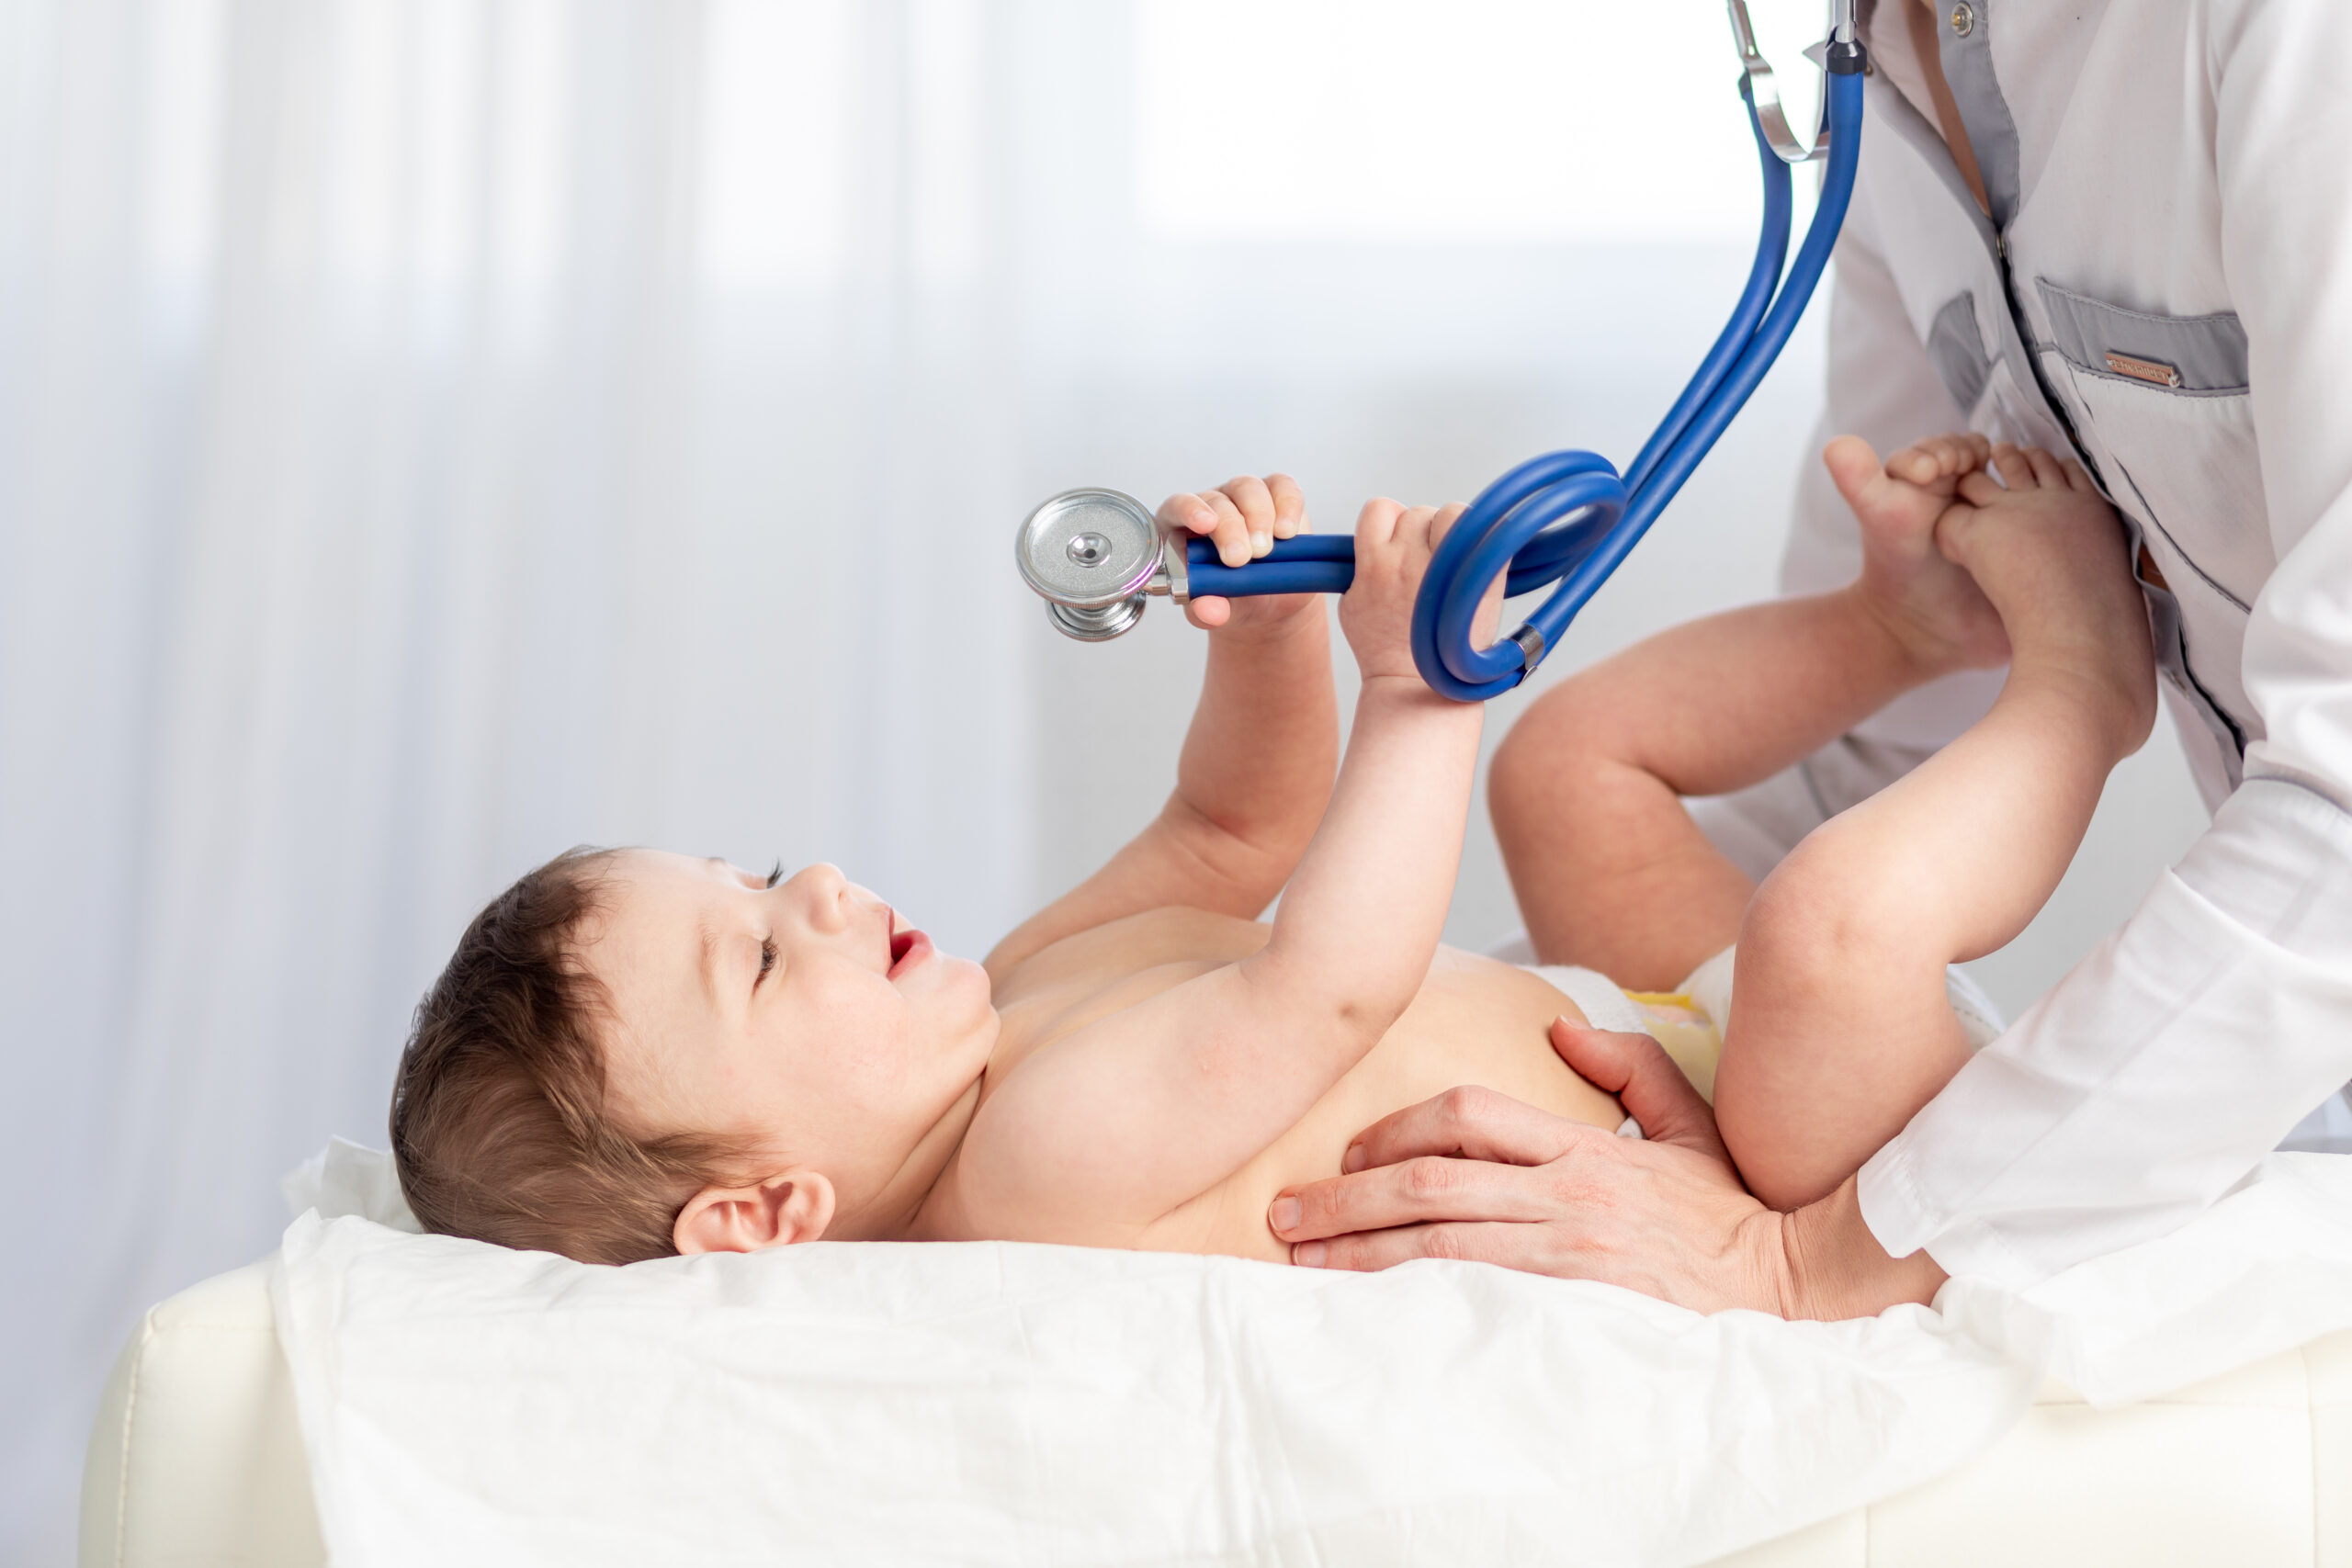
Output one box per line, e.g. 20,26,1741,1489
2031,281,2269,604
2038,281,2249,393
2030,280,2271,770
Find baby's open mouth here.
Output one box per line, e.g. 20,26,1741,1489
888,926,928,978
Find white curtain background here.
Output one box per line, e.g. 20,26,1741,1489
0,2,2208,1561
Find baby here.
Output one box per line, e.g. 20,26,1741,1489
391,436,2152,1266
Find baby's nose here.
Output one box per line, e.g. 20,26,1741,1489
784,863,853,922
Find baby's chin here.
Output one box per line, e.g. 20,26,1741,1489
915,947,994,999
941,965,1005,1061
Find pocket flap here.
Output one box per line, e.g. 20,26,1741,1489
2037,281,2248,393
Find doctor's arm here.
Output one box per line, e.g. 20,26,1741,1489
1850,0,2352,1287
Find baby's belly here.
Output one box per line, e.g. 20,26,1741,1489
1137,952,1626,1263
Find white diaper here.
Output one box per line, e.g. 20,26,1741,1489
1530,962,1658,1039
1512,943,2007,1139
1668,946,2005,1053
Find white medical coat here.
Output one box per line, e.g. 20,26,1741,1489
1756,0,2352,1287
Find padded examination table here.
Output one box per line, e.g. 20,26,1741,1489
82,1253,2352,1568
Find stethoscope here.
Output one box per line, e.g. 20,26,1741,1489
1015,0,1867,702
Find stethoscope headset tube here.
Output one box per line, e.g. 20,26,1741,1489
1016,6,1868,703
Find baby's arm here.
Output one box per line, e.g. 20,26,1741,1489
961,502,1491,1239
1491,435,2007,990
987,476,1336,983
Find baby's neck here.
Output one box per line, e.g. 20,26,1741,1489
822,1073,985,1242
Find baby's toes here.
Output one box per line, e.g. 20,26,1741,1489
1990,444,2046,491
1924,434,1977,477
1883,442,1944,485
1832,437,1947,560
1932,497,1984,565
2019,446,2071,490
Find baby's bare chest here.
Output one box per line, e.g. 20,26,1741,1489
1141,970,1625,1261
979,908,1272,1080
975,916,1623,1261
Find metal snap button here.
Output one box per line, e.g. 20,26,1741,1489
1951,3,1975,37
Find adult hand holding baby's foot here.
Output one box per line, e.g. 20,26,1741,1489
1158,474,1316,631
1823,433,2011,675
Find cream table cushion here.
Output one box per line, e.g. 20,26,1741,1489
81,1255,2352,1568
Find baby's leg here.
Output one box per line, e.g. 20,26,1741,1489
1492,434,2007,991
1718,444,2156,1210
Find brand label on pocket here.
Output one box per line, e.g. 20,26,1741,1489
2103,351,2182,388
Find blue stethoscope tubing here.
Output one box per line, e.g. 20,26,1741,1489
1185,62,1865,702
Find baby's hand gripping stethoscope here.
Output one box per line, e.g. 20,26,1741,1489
1013,1,1867,702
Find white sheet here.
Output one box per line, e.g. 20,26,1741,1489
271,1152,2352,1568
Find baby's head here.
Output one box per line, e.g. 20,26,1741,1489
390,847,997,1264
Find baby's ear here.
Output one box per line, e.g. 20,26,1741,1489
673,1170,836,1256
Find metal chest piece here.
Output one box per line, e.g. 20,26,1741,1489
1015,489,1174,641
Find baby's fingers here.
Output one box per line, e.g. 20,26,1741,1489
1158,491,1218,538
1354,496,1407,549
1183,596,1232,629
1217,475,1280,559
1265,472,1306,539
1158,491,1243,566
1209,488,1260,566
1208,474,1309,559
1398,503,1442,558
1166,487,1252,567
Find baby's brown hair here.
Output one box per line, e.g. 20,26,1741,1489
390,847,760,1265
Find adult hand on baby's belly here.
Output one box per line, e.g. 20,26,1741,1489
1264,1022,1806,1315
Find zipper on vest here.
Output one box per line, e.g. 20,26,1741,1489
1990,223,2100,488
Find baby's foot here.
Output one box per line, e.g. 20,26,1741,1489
1937,444,2157,760
1825,434,2011,674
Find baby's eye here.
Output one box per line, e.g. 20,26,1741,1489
764,861,784,889
756,936,778,987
